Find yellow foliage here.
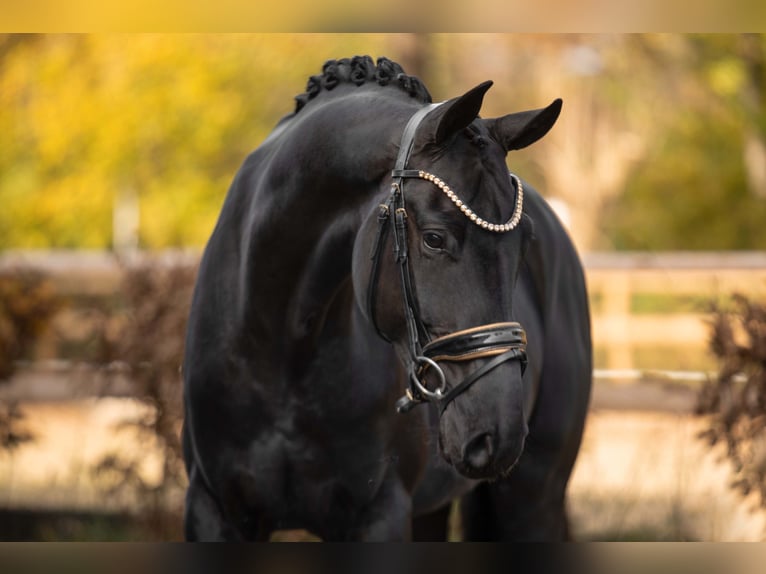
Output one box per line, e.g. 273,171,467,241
0,34,390,248
706,58,747,98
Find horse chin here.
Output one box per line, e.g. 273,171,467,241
452,459,515,481
447,440,525,480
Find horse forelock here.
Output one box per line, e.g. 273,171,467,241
293,56,432,113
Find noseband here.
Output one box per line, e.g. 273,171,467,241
367,103,529,414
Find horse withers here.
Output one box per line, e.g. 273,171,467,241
182,56,592,541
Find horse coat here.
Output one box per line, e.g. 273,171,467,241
182,56,592,541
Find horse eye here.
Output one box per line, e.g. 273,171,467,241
423,232,445,250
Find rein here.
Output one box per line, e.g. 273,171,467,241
367,103,529,414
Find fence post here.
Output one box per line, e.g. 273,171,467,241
603,270,633,371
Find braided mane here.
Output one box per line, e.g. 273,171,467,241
294,56,432,113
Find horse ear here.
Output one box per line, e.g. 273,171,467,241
426,81,494,145
485,99,562,152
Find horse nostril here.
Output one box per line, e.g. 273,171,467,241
463,433,495,470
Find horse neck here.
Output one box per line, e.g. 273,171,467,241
239,93,416,352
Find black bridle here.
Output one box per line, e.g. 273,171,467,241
367,104,528,415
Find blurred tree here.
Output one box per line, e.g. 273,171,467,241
2,34,764,252
436,35,766,252
0,34,391,249
601,34,766,250
88,258,197,539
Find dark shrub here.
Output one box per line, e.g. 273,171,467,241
89,257,197,540
697,294,766,507
0,269,60,451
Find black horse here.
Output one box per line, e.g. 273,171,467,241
182,56,592,541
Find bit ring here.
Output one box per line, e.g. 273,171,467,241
409,356,447,400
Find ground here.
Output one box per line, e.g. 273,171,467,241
2,377,765,541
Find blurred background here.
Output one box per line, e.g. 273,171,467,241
1,33,766,541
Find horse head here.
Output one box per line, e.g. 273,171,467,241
354,80,562,480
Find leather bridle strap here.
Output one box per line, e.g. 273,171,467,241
392,103,444,357
368,103,441,344
394,103,442,173
367,202,392,341
437,347,526,415
367,102,529,415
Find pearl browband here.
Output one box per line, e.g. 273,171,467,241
391,169,524,233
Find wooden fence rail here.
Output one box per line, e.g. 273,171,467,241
583,252,766,371
3,250,766,372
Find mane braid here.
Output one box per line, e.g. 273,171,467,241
294,56,432,113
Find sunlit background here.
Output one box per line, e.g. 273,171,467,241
2,34,766,253
2,33,766,541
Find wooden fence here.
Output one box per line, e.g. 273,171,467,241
584,252,766,372
3,249,766,374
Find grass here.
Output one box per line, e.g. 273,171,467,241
593,344,716,373
629,294,712,315
588,292,734,316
